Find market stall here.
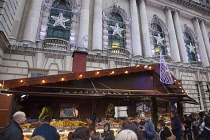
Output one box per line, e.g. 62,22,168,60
0,63,198,139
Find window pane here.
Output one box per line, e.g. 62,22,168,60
46,0,72,41
184,32,197,62
108,12,125,48
151,23,167,55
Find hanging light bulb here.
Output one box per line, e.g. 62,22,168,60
110,71,115,74
61,77,65,81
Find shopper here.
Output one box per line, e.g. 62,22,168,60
183,115,192,140
137,112,156,140
191,112,199,140
72,127,90,140
115,129,138,140
1,111,26,140
170,111,183,140
158,120,172,140
88,124,102,140
198,112,205,135
198,115,210,139
31,116,60,140
123,122,141,140
102,123,115,140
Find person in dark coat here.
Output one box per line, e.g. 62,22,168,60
158,120,172,140
198,115,210,140
123,122,141,140
31,116,60,140
137,112,156,140
170,111,183,140
1,111,27,140
73,127,90,140
102,123,115,140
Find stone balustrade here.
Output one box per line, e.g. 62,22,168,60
107,48,130,58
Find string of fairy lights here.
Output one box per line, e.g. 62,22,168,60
0,64,187,97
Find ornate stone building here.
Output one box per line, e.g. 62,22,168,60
0,0,210,114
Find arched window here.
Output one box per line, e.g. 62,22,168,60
184,32,197,62
46,0,72,41
108,12,125,48
151,23,167,55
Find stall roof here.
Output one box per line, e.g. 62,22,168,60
0,63,198,104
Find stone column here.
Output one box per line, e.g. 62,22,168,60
200,20,210,64
9,0,26,41
78,0,90,50
173,10,188,64
92,0,102,51
130,0,142,58
193,17,209,67
22,0,43,43
165,7,181,63
139,0,151,58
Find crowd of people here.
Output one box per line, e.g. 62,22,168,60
0,110,210,140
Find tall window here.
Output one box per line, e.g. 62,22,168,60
151,23,167,55
207,84,210,102
46,0,72,40
184,32,197,62
196,83,204,111
108,12,125,48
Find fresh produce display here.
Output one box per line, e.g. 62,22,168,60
21,120,87,129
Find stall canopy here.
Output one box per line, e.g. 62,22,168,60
0,63,198,104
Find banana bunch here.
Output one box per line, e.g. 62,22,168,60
50,121,64,127
50,120,87,127
63,120,72,127
71,121,87,127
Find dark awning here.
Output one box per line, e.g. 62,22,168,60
0,63,198,104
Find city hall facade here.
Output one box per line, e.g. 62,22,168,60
0,0,210,114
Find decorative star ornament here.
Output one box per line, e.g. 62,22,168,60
154,33,165,45
110,23,124,37
187,43,195,53
51,13,70,28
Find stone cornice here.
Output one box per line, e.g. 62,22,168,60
169,0,210,15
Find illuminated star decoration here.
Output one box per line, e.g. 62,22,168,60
51,13,70,28
187,43,195,53
154,33,165,45
110,23,124,37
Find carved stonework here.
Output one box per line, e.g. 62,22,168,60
150,15,168,32
103,5,131,24
184,24,197,41
190,61,203,68
169,0,210,15
38,0,80,43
